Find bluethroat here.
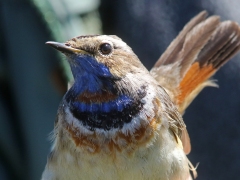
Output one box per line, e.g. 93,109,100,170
42,11,240,180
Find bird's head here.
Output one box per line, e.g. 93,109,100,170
47,35,148,91
46,35,152,132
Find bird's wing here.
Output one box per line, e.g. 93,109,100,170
150,11,240,114
150,11,240,155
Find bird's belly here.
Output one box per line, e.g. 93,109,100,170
42,129,190,180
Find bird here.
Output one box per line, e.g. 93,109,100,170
42,11,240,180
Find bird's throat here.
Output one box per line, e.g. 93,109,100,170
65,87,146,131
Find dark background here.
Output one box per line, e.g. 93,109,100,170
0,0,240,179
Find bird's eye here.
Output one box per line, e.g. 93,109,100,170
99,43,112,55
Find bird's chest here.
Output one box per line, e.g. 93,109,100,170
43,128,189,180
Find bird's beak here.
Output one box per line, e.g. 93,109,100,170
46,41,90,55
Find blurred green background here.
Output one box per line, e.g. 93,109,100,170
0,0,240,179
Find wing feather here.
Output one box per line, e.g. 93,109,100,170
151,11,240,154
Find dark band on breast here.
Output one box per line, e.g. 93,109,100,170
67,86,147,131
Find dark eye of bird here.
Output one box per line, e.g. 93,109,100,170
99,43,112,55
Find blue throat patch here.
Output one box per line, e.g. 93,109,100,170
65,54,146,130
69,54,114,94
